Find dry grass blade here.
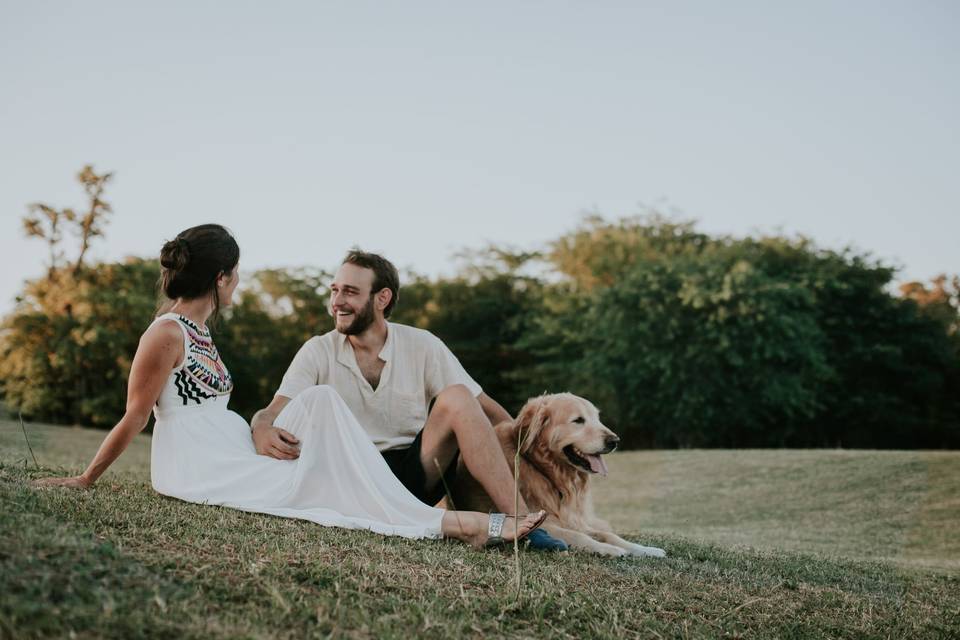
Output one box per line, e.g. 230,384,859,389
18,413,39,469
511,395,545,602
433,457,465,541
433,452,523,601
433,457,457,512
513,442,521,601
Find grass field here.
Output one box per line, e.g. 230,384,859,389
2,418,958,639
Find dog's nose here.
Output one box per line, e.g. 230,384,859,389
603,435,620,453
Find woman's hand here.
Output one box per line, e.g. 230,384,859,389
33,475,93,489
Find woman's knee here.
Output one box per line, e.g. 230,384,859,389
298,384,338,402
294,385,349,414
279,385,340,428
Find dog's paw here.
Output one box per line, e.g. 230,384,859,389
593,543,629,557
629,544,666,558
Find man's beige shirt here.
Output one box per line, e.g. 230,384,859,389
276,322,482,451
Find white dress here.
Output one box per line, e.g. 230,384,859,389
148,313,444,539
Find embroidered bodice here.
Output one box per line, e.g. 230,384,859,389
153,312,233,413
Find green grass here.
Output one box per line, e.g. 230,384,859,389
2,418,958,639
603,449,960,573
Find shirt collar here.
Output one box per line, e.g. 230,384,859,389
334,322,394,363
378,323,394,362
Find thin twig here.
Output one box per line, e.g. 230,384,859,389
513,401,542,602
433,457,463,538
513,442,522,601
730,597,766,615
19,412,39,469
511,393,548,601
433,457,457,511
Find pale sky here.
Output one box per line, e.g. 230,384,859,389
1,1,957,312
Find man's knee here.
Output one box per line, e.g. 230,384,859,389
432,384,477,418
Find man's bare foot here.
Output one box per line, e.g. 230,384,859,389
441,510,546,548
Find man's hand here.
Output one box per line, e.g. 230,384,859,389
250,396,298,460
33,475,93,489
252,424,301,460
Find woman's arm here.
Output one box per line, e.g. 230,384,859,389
34,321,183,488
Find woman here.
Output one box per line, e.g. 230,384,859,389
36,224,544,547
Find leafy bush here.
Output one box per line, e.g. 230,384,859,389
520,217,960,448
3,215,957,448
0,260,157,426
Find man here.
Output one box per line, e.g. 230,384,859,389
251,250,566,551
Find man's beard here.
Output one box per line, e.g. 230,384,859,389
337,296,376,336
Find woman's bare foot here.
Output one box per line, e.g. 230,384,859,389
441,510,546,548
33,475,92,489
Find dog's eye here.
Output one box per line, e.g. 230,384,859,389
572,417,585,424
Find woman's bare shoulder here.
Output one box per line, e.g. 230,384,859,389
142,317,183,342
136,318,184,365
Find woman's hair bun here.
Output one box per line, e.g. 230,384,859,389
160,237,191,271
157,225,239,314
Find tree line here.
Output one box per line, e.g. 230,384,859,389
2,167,958,448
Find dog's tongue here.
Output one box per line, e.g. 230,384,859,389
585,454,608,477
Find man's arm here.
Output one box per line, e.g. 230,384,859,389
255,336,327,460
251,395,300,459
478,392,511,427
425,333,505,425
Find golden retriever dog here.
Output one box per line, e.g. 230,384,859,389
450,393,666,557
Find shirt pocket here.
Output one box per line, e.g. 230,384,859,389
389,390,428,432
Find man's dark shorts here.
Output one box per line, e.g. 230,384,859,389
381,429,459,506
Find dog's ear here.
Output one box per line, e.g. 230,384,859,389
515,397,551,454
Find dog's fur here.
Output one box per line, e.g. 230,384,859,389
450,393,666,557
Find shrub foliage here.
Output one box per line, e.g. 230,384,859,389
2,214,957,447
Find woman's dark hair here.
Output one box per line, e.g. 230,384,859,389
158,224,240,320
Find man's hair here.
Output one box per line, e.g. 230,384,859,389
342,249,400,318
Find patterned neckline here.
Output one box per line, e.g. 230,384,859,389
167,313,232,401
175,314,210,338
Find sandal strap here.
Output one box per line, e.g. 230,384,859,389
488,512,506,541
